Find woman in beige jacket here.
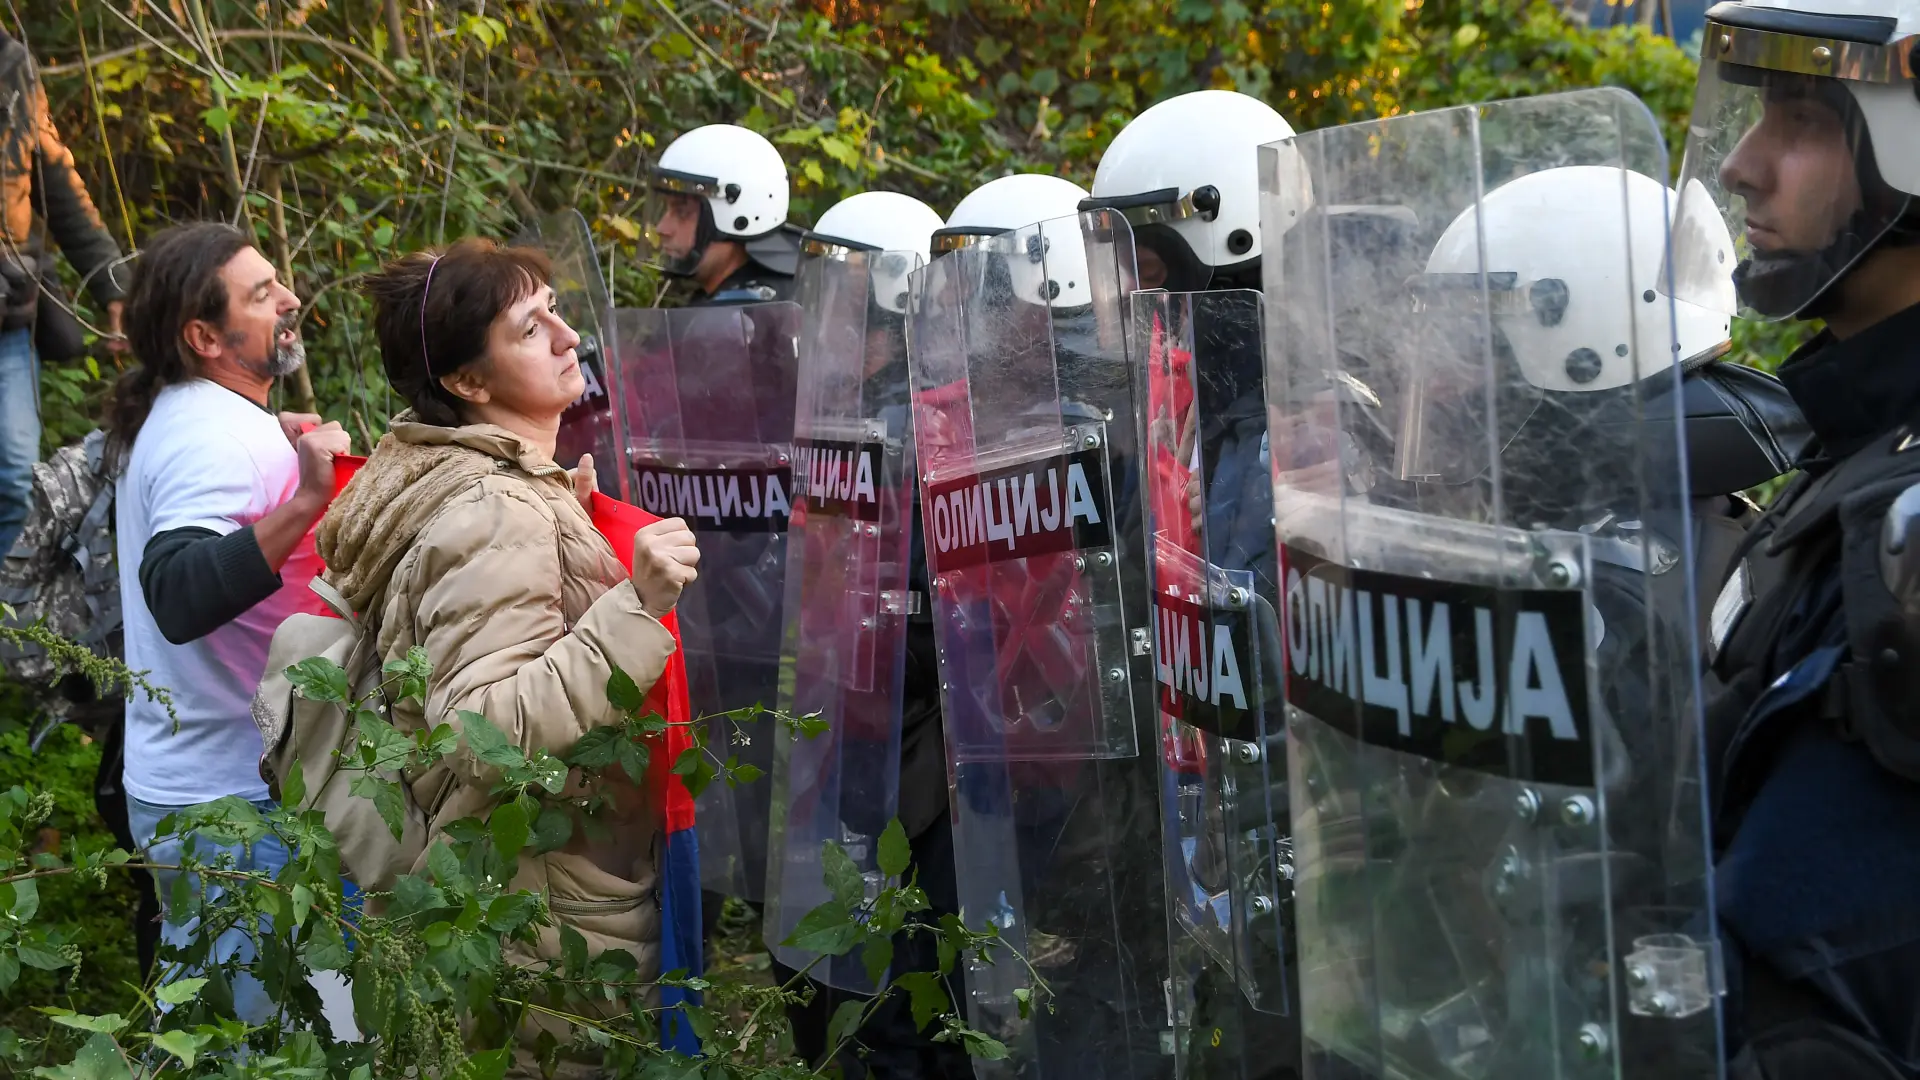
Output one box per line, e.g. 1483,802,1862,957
316,238,698,1075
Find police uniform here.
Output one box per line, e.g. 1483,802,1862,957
1706,300,1920,1080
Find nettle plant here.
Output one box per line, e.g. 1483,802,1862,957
0,647,1031,1078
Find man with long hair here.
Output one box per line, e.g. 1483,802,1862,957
106,221,348,1019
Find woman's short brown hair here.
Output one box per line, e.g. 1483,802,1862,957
363,237,552,426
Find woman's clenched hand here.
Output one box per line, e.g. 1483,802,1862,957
631,517,699,618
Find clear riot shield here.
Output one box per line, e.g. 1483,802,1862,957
907,211,1171,1079
763,245,919,993
520,211,623,494
1262,88,1724,1080
1133,288,1301,1080
616,300,803,902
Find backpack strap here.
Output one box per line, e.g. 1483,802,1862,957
308,576,362,631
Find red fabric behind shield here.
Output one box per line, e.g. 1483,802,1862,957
591,491,698,833
1144,310,1209,776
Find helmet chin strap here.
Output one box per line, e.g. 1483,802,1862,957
660,199,722,279
1736,195,1917,321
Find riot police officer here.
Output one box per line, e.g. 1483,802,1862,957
648,123,801,304
1083,88,1307,1080
764,188,958,1079
1668,1,1920,1075
906,173,1173,1077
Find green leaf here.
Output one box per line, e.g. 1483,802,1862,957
0,950,18,991
424,723,459,760
567,727,623,770
451,1048,511,1080
676,750,716,800
427,841,462,887
525,751,568,795
957,1028,1009,1061
44,1032,132,1080
291,884,315,929
862,935,893,987
281,758,306,808
728,761,765,787
154,976,208,1006
489,799,531,859
43,1011,125,1034
484,892,541,932
1454,22,1482,47
559,925,589,978
350,773,408,842
822,840,864,909
531,805,574,853
150,1028,207,1068
819,135,860,169
615,738,650,787
877,818,910,879
825,998,867,1052
16,942,70,971
5,879,37,922
356,709,412,770
606,665,644,713
286,656,351,704
896,970,950,1032
389,874,449,918
302,921,350,971
1013,985,1034,1020
460,711,526,770
371,222,395,248
781,900,862,957
1028,67,1061,95
933,922,956,972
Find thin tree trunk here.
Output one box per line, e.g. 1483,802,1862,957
265,166,318,412
185,0,248,222
385,0,411,60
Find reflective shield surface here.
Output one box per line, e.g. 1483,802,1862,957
616,301,803,901
520,211,623,493
1134,288,1302,1080
907,211,1172,1079
1262,88,1723,1080
763,247,920,993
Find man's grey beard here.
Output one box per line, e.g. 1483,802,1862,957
267,337,307,377
266,312,306,376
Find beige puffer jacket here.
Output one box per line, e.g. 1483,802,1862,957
316,414,678,1034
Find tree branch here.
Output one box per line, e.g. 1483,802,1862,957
41,27,399,85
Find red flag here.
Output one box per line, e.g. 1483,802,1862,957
592,491,698,833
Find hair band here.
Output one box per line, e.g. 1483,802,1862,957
420,253,444,376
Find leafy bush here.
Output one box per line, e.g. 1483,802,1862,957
18,0,1716,448
0,647,1021,1078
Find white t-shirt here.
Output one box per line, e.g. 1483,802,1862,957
117,379,324,806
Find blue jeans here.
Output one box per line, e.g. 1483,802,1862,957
127,794,290,1025
0,327,39,559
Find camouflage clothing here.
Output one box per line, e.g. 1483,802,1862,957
0,428,119,692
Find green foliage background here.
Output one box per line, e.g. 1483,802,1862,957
13,0,1800,451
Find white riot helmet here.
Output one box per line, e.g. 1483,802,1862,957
934,173,1091,252
1670,0,1919,320
932,174,1098,310
1085,89,1311,290
649,124,791,276
805,191,944,314
1422,165,1736,395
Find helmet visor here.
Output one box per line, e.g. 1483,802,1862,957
1670,56,1912,320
